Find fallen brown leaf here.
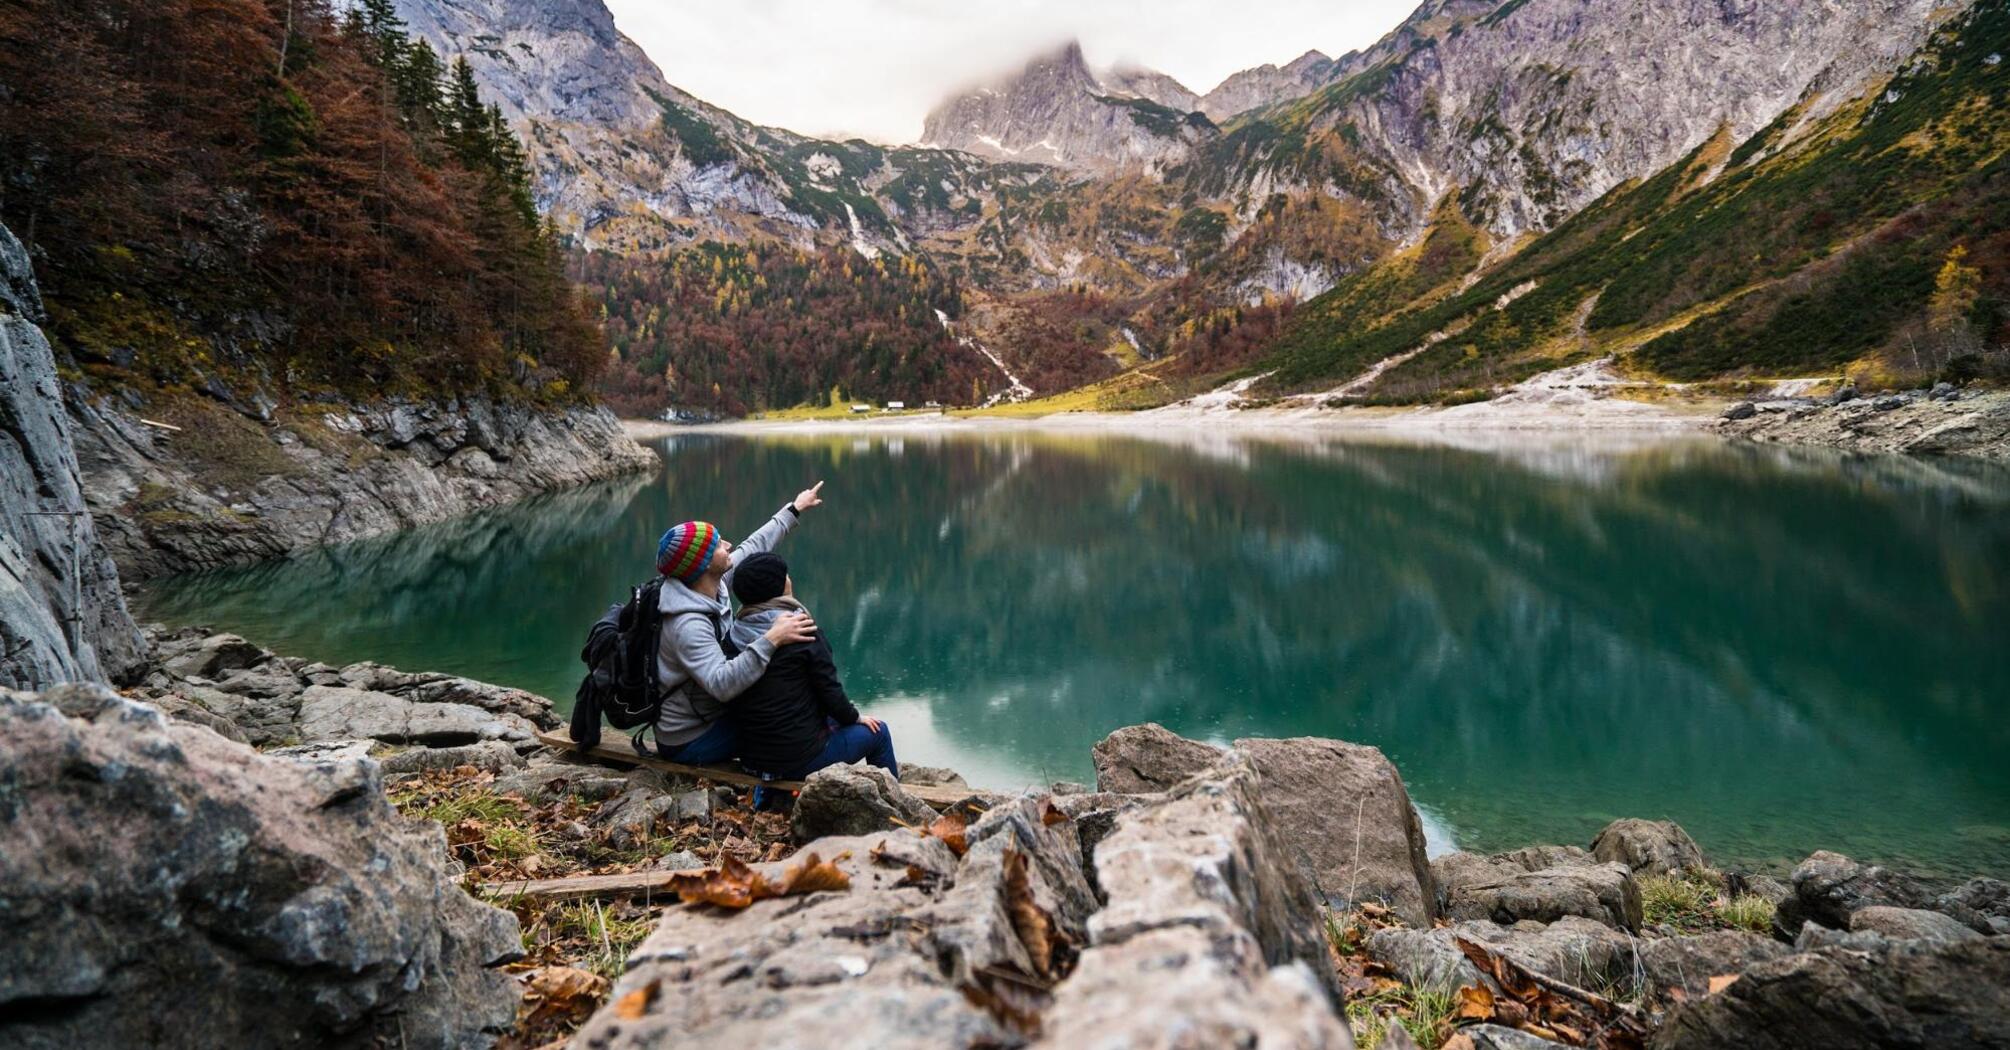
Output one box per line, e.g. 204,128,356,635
1036,797,1069,827
1441,1036,1478,1050
525,966,608,1008
613,979,658,1020
927,809,970,856
1706,974,1740,995
1003,847,1071,979
1456,983,1495,1021
774,850,852,896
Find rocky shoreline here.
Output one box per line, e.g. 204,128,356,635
4,627,2005,1049
1714,386,2010,461
71,393,657,582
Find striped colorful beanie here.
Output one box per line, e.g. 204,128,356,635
656,521,722,584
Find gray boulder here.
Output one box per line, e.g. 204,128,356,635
378,740,527,776
1230,736,1440,927
901,764,968,787
1368,916,1635,995
1090,722,1224,793
1637,931,1791,1002
1935,877,2010,936
571,802,1090,1050
1043,756,1352,1046
1590,818,1707,875
791,764,938,840
592,787,714,851
0,685,519,1049
1653,937,2010,1050
491,754,634,801
0,221,146,691
1848,905,1982,944
1774,851,1932,935
295,684,537,747
1723,401,1757,421
1445,860,1643,931
1093,726,1440,926
159,632,268,679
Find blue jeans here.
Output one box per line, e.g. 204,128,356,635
657,719,738,765
775,721,898,781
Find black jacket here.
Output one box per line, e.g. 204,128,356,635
725,623,860,774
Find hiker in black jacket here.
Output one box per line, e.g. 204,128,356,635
725,552,898,780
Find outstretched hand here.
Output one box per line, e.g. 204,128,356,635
764,611,818,647
793,480,825,513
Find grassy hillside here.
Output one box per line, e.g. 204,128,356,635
1253,1,2010,401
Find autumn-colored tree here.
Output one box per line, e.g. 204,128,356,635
0,0,603,399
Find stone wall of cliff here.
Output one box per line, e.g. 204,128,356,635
0,223,145,689
69,391,657,581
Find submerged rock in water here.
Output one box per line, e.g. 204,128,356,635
0,684,519,1049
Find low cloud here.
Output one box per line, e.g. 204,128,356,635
604,0,1418,143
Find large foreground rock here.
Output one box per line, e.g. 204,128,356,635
0,221,145,690
0,685,519,1049
1043,756,1352,1047
1637,931,1792,1002
1090,725,1439,926
573,797,1093,1050
1652,937,2010,1050
1230,737,1440,926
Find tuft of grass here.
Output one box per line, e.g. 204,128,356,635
1641,871,1779,934
483,823,541,860
1640,872,1716,927
1346,986,1458,1050
1719,894,1777,935
540,901,657,981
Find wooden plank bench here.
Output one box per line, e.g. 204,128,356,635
531,729,979,810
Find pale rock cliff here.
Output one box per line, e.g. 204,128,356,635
0,223,144,689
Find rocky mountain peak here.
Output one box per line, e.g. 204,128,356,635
919,39,1212,172
393,0,672,130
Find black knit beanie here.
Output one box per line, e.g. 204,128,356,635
731,551,789,606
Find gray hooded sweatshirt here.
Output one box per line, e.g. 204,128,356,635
652,504,798,746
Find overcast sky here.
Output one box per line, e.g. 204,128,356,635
601,0,1420,144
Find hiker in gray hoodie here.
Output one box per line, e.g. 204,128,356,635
650,481,824,763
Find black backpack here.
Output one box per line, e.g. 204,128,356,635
569,577,667,751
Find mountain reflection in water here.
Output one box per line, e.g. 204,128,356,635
138,430,2010,877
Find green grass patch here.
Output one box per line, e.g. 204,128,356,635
1346,985,1458,1050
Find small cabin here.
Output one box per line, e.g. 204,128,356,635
885,401,906,410
923,400,942,409
849,404,872,414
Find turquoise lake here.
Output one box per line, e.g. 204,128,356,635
136,430,2010,877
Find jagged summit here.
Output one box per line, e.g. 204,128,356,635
918,40,1212,172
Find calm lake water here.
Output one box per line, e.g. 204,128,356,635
137,429,2010,877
